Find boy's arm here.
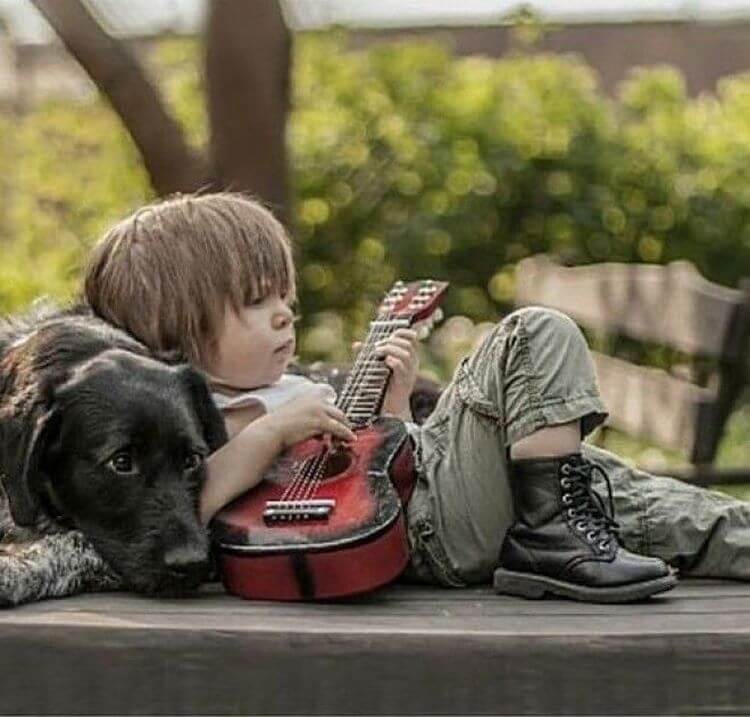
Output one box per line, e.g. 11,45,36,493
200,414,282,525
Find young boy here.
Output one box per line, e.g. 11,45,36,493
84,192,750,602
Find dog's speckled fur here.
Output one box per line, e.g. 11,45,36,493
0,481,121,605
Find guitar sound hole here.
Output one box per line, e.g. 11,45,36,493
320,447,353,481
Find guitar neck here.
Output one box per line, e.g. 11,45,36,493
334,279,449,424
335,315,410,424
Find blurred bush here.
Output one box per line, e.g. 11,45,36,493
3,33,750,382
0,102,150,309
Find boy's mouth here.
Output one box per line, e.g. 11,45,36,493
274,338,295,355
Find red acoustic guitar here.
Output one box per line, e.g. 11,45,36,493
212,279,448,601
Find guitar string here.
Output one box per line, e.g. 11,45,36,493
286,320,393,504
298,313,420,504
279,322,391,506
298,344,395,503
292,301,429,505
277,320,392,505
277,288,433,508
295,322,395,504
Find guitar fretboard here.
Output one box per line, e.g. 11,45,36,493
335,316,411,424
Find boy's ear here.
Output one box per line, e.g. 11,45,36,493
177,366,229,453
0,402,62,527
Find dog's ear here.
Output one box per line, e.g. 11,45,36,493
152,348,188,366
0,404,62,526
177,366,228,453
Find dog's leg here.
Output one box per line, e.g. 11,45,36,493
0,531,123,607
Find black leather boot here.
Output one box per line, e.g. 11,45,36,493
493,453,677,603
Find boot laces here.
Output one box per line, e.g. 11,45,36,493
560,459,620,551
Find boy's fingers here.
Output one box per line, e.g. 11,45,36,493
384,337,417,354
385,356,407,374
327,417,356,442
378,344,411,362
325,404,350,424
378,335,417,349
393,328,418,342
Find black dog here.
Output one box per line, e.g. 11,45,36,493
0,299,228,605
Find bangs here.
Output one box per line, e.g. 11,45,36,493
236,236,296,307
200,195,297,317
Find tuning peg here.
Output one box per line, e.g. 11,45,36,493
433,308,444,322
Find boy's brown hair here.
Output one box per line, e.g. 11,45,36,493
84,192,295,366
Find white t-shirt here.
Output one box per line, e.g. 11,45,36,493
210,373,419,440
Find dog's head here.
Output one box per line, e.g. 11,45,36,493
2,349,228,595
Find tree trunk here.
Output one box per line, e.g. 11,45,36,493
205,0,291,219
31,0,208,195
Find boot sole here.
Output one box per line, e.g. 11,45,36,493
493,568,678,604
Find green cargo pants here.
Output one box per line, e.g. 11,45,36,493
404,306,750,586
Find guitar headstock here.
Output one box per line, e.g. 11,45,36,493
377,280,449,336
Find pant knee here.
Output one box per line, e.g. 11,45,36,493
506,305,579,331
503,306,586,352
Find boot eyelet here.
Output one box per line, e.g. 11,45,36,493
598,540,611,551
562,495,572,505
567,508,578,519
561,464,571,475
575,520,587,531
586,531,597,542
560,478,571,489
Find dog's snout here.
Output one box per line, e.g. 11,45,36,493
163,544,209,582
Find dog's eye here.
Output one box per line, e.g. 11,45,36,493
108,451,136,475
184,453,203,472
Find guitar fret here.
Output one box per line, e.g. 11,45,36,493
370,319,410,328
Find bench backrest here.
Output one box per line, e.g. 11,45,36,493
514,255,750,465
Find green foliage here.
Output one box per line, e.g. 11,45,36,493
6,36,750,330
289,37,750,368
0,100,151,310
3,35,750,470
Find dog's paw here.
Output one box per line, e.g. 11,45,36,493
0,531,122,607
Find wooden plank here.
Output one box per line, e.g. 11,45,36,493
591,350,713,458
515,255,746,360
0,582,749,714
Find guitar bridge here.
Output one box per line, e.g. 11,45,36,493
263,499,336,524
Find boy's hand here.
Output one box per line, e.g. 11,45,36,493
267,386,356,450
353,328,419,422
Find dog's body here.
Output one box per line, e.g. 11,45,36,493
0,299,228,606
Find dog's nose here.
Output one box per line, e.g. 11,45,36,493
163,544,209,582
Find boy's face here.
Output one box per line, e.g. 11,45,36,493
203,292,297,389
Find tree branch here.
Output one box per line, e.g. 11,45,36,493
31,0,208,195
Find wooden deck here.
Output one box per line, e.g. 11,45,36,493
0,580,749,715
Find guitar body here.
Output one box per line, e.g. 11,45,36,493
212,417,416,601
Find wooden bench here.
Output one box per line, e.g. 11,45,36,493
0,581,748,715
515,255,750,485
